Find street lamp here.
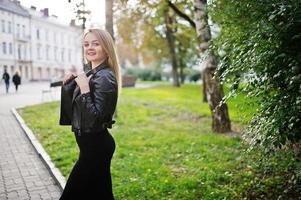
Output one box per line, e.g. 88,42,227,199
68,0,91,31
68,0,91,67
76,10,91,30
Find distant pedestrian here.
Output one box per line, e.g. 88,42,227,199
12,71,21,92
2,69,10,93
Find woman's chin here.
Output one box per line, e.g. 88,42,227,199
87,57,97,62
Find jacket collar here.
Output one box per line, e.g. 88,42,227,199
72,61,109,103
85,60,109,77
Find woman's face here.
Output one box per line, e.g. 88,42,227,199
83,32,107,64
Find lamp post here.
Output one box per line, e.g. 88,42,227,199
68,0,91,67
68,0,91,31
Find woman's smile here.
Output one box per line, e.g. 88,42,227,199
87,52,96,56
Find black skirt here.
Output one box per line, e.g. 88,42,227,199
60,130,115,200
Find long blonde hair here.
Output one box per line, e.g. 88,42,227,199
83,29,122,94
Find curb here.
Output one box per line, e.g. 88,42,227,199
11,107,66,192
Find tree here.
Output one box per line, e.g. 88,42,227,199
164,6,180,86
166,0,231,133
115,1,169,68
211,0,301,154
193,0,231,133
105,0,114,40
167,0,207,101
116,0,231,132
115,0,199,87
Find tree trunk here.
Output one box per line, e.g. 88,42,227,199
164,9,180,87
203,55,231,132
105,0,114,40
194,0,231,133
180,66,185,84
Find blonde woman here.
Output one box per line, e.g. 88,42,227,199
59,29,121,200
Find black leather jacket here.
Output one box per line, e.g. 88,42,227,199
59,63,118,134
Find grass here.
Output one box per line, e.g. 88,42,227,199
18,83,298,199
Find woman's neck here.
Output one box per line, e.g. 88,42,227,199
91,59,106,69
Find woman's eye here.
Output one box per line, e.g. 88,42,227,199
83,42,100,47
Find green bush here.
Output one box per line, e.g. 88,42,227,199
125,68,162,81
183,68,202,83
189,72,201,82
211,0,301,152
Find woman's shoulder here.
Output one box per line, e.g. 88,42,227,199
93,67,117,88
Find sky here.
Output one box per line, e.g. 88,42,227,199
20,0,106,28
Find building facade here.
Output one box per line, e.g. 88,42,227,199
0,0,82,81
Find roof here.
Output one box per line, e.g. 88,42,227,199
0,0,30,17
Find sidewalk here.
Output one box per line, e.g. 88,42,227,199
0,82,62,200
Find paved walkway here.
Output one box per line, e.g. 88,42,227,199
0,81,156,200
0,82,62,200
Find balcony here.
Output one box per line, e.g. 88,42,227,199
17,59,32,64
15,35,30,43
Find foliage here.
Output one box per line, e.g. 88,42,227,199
184,68,202,82
115,0,169,64
115,0,199,75
235,149,301,200
210,0,301,152
125,67,162,81
171,0,200,71
19,84,300,199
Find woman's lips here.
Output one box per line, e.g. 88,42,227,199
87,52,96,56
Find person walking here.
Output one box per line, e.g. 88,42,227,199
12,71,21,92
59,28,121,200
2,69,10,93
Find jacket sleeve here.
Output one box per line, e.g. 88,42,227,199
77,72,117,129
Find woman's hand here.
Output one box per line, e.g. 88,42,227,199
75,73,92,94
63,72,77,85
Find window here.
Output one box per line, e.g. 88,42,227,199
47,68,50,78
1,20,5,32
2,42,7,54
36,28,40,39
17,44,21,59
19,66,22,76
25,66,28,79
8,21,12,33
9,43,12,55
16,24,20,38
24,45,27,59
45,29,49,41
10,66,14,75
54,47,58,60
22,25,26,38
38,67,42,79
37,45,41,59
46,46,50,60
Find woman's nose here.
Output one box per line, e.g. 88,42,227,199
84,43,95,48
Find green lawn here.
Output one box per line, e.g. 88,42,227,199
19,83,297,199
